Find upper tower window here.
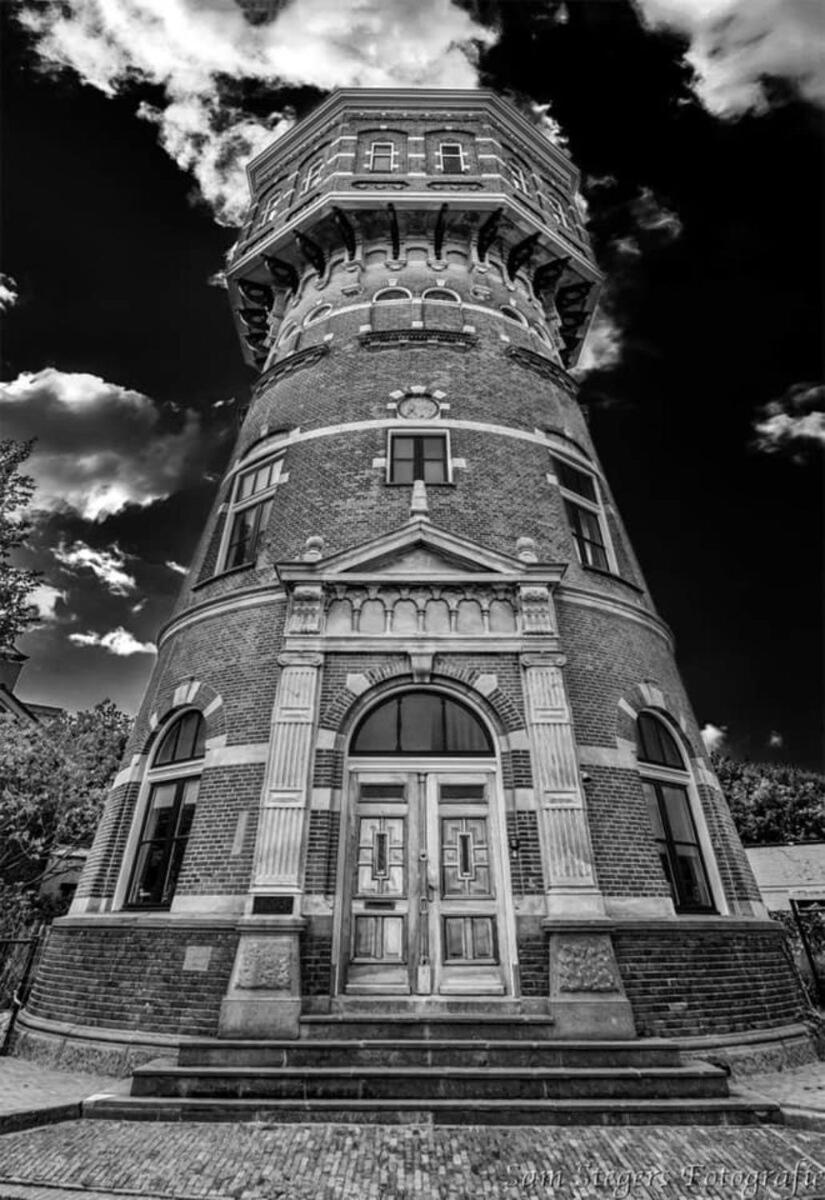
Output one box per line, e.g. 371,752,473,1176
301,160,324,194
501,306,527,326
551,453,610,572
368,142,398,172
508,163,528,193
374,288,411,302
305,304,332,325
637,713,714,913
126,710,205,910
422,288,460,303
437,142,467,173
223,455,283,571
388,432,449,485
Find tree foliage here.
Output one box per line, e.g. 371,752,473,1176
0,700,132,933
714,754,825,845
0,438,40,649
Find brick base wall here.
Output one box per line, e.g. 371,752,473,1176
25,923,239,1037
613,925,807,1037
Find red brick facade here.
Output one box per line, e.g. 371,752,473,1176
20,89,806,1063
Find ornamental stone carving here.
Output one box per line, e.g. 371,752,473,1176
235,937,293,991
324,583,518,637
557,937,620,993
518,584,556,635
287,584,324,634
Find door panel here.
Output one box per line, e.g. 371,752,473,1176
343,767,509,996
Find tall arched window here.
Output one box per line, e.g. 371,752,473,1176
126,711,205,909
352,691,493,755
637,712,714,913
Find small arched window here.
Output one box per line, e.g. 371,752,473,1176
374,288,411,302
637,712,714,913
501,306,527,326
422,288,460,303
352,691,493,755
126,711,205,909
305,304,332,326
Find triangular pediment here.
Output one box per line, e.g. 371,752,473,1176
277,520,566,587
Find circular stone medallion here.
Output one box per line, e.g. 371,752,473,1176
398,395,440,420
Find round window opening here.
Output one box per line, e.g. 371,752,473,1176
351,691,493,756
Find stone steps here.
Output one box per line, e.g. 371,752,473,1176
132,1058,729,1102
83,1093,782,1127
296,1015,560,1041
180,1037,682,1070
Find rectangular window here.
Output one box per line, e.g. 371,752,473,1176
438,142,466,173
389,433,448,484
552,454,610,571
301,160,323,194
368,141,397,172
261,192,280,223
127,777,199,909
564,501,609,570
223,456,282,570
509,163,528,192
642,780,714,912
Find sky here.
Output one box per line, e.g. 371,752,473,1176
1,0,822,768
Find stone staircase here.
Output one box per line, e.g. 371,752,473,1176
83,1016,781,1126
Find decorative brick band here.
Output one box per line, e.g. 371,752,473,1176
504,345,578,394
359,329,478,351
253,343,330,395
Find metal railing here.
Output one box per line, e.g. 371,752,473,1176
0,926,47,1055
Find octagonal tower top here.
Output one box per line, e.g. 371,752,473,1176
227,88,601,369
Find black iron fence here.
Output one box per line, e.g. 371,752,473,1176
0,926,48,1055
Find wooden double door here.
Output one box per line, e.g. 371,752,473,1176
341,766,513,996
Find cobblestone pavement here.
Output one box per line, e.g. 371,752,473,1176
1,1121,825,1200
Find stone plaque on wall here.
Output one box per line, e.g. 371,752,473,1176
235,936,292,991
182,945,213,973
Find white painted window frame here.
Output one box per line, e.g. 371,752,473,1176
436,141,467,174
367,141,398,172
301,160,324,194
114,711,204,912
550,451,618,574
637,721,728,916
218,453,285,572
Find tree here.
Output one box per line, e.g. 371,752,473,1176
0,438,39,648
714,754,825,845
0,700,133,932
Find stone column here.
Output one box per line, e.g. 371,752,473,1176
521,651,603,917
521,648,635,1038
219,651,321,1038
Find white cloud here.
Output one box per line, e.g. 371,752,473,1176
635,0,825,116
165,559,188,576
0,274,19,313
30,584,69,622
700,722,728,752
54,540,137,596
69,626,156,656
753,381,825,459
19,0,494,227
0,368,207,521
768,730,784,748
575,310,623,374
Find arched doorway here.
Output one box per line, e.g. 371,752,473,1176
337,689,516,998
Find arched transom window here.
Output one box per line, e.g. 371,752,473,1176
352,691,493,756
637,712,714,913
126,710,205,909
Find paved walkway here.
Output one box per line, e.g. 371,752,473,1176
0,1058,126,1134
0,1120,824,1199
0,1057,823,1198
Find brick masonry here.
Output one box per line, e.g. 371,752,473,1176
613,926,806,1037
22,91,808,1053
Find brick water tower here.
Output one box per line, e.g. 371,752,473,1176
19,90,808,1091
